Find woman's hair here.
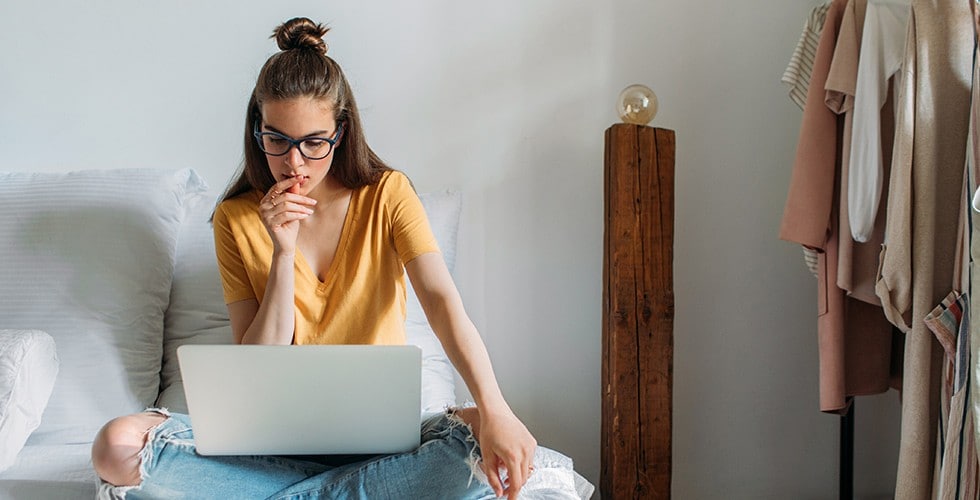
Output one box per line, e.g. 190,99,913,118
218,17,390,204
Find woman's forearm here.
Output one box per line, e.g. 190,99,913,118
241,251,296,345
406,253,514,415
430,306,510,413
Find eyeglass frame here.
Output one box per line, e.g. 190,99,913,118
252,121,344,160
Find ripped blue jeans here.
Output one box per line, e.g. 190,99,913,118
99,409,497,500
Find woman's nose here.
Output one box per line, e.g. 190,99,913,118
284,144,305,167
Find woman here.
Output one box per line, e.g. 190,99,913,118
91,17,546,500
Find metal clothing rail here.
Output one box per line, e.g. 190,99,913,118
841,403,854,500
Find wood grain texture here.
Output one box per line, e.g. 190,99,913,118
601,124,675,500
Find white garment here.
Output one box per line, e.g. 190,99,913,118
847,0,911,242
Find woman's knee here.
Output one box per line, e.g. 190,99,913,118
91,412,167,486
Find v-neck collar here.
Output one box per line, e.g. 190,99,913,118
294,188,357,293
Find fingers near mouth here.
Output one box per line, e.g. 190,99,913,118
285,175,309,193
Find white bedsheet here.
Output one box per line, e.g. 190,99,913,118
0,443,97,499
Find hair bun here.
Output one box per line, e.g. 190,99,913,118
273,17,329,54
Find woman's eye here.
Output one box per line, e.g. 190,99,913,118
268,137,288,145
304,139,327,149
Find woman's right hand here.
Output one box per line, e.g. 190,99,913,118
259,177,317,255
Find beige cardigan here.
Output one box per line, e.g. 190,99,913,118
875,0,974,498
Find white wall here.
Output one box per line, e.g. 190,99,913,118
0,0,901,497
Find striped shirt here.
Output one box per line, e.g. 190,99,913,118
924,292,978,499
784,2,833,277
782,3,833,110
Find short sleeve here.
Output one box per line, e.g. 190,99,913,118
383,172,440,264
782,3,831,110
824,0,860,115
212,202,257,304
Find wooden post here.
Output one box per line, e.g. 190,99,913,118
601,123,675,499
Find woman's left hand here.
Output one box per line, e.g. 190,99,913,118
476,408,538,500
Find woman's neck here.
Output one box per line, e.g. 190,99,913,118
308,174,350,205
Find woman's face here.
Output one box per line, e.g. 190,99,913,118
258,97,340,197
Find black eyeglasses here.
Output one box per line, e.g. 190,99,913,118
253,121,344,160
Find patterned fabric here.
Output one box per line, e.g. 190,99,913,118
803,247,819,277
927,293,968,361
967,7,980,495
783,3,833,110
926,290,978,500
932,40,979,494
785,3,833,278
970,3,980,489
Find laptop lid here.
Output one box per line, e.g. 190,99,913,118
177,344,422,456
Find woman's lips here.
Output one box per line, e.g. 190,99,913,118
286,175,309,193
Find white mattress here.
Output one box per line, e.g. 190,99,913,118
0,443,97,499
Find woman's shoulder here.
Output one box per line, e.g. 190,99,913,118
371,169,414,197
371,169,404,186
214,190,263,222
353,170,417,218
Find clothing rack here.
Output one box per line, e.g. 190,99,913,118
781,0,978,497
841,404,854,500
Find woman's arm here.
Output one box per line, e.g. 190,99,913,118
225,176,313,345
227,250,296,345
405,252,536,500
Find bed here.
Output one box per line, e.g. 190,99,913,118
0,168,593,499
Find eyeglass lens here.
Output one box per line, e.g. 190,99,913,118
260,135,332,159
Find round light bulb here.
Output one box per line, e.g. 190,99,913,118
617,84,658,125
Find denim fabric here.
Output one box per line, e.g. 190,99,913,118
99,411,498,500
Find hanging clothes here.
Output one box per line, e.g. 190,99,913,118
970,0,980,214
835,0,909,396
931,165,975,499
847,0,909,246
967,0,980,489
784,2,833,277
875,0,975,497
927,292,976,499
780,0,845,287
827,0,902,394
783,3,834,110
781,0,896,414
826,0,879,304
827,0,903,313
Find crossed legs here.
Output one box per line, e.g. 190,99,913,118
90,407,483,489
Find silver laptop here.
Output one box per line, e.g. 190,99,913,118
176,344,422,456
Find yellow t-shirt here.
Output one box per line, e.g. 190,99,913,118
212,170,440,345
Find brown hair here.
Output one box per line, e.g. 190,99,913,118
218,17,390,204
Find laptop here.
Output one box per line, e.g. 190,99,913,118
176,344,422,456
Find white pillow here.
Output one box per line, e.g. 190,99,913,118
158,193,233,413
0,330,58,472
158,188,462,415
0,168,207,445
